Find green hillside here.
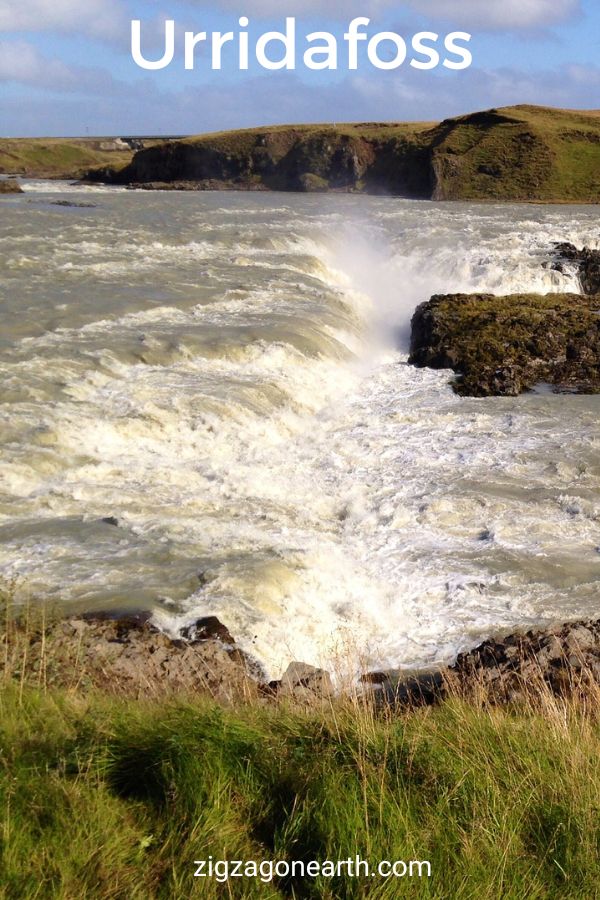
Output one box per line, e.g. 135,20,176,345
0,138,137,179
4,106,600,201
430,105,600,201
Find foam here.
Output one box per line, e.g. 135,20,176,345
2,190,600,678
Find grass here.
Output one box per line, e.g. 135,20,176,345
2,597,600,898
3,686,600,898
0,139,137,179
431,105,600,202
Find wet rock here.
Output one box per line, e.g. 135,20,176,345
102,516,119,526
0,180,23,194
50,200,97,208
82,609,153,632
179,616,235,645
551,243,600,295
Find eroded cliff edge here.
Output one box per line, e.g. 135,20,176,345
87,105,600,202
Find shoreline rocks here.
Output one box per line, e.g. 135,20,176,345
364,619,600,707
8,611,260,702
449,620,600,702
8,609,600,709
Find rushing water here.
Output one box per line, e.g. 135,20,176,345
1,181,600,677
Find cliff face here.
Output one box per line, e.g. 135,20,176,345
102,123,436,197
88,105,600,202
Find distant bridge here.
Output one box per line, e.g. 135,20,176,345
118,135,189,144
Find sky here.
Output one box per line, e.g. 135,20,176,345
1,0,599,136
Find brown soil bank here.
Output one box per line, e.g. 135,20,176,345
86,105,600,202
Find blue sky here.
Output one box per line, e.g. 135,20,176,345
1,0,599,136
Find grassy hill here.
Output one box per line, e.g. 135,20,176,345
0,138,137,179
430,105,600,201
96,105,600,203
4,106,600,201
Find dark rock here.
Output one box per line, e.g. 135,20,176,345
478,164,502,178
179,615,235,645
392,672,446,706
81,609,154,641
360,671,391,685
551,243,600,295
82,608,153,627
450,619,600,703
102,516,119,526
50,200,97,208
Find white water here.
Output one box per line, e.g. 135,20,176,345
1,183,600,677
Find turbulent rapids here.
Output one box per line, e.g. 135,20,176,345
1,183,600,678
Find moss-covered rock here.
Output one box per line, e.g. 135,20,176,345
298,172,329,192
0,179,23,194
409,292,600,396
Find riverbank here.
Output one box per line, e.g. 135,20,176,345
3,606,600,898
85,105,600,203
5,593,600,708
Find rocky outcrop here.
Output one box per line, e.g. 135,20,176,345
451,621,600,703
49,199,97,208
11,612,259,701
551,243,600,295
125,179,269,192
0,179,23,194
364,620,600,707
9,608,600,710
409,292,600,396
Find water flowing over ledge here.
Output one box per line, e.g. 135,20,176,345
1,185,600,678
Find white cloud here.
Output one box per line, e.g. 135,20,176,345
408,0,580,29
0,0,126,39
215,0,580,30
0,40,76,87
0,39,118,93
